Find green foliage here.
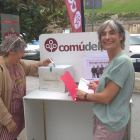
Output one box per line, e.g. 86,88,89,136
0,0,69,43
84,0,140,24
86,12,140,24
85,0,140,14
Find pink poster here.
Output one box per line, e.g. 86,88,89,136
83,54,109,81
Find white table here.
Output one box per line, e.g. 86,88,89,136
23,89,132,140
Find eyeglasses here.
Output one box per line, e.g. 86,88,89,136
14,78,24,86
3,37,23,56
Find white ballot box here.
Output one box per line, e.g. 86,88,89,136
39,65,73,92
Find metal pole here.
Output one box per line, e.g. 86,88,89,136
92,8,94,32
86,9,88,32
81,0,85,32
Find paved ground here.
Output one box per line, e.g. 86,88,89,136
17,75,140,140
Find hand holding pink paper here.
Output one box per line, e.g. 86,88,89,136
60,71,90,102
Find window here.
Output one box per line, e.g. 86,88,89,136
130,36,140,45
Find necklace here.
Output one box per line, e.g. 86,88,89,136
3,56,24,86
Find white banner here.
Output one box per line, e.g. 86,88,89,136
39,31,130,82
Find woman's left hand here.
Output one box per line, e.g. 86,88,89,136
75,89,86,99
43,58,52,66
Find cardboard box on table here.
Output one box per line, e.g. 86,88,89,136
38,65,73,92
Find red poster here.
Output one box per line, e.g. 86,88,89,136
4,27,19,39
1,14,20,41
64,0,82,32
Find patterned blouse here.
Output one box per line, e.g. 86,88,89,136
0,65,26,140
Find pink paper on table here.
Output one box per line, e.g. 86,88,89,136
60,71,89,102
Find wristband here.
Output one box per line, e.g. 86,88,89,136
84,93,88,100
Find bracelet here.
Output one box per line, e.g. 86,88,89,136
84,93,88,100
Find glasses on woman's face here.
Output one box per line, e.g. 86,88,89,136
14,78,24,86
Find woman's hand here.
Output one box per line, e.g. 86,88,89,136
6,120,17,133
87,82,97,90
75,89,86,99
43,58,52,66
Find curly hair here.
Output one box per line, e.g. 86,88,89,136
0,35,27,56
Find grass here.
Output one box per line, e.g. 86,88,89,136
85,0,140,14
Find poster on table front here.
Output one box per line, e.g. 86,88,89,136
83,54,109,81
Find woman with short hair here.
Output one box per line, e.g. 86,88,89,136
0,35,51,140
76,20,135,140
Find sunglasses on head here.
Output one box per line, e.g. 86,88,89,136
3,37,23,56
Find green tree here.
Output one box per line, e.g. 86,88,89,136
0,0,70,43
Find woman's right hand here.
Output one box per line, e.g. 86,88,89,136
87,82,98,90
6,120,17,133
